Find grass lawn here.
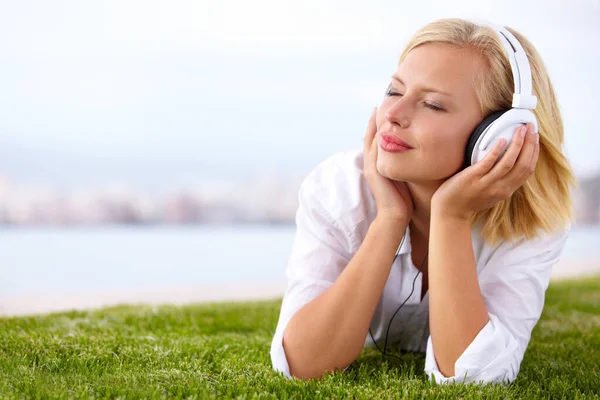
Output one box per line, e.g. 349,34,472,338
1,275,599,399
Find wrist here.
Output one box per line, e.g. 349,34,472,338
373,214,409,237
431,200,473,223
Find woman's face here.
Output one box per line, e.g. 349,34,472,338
376,43,486,183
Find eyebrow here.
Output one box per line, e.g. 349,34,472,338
391,74,452,97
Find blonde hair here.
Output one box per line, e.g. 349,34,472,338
399,18,575,244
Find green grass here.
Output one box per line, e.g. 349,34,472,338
1,276,599,399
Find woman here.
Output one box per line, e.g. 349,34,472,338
270,18,575,384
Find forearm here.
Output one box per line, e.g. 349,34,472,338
284,217,407,379
428,205,489,377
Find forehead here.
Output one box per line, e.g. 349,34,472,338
396,43,485,99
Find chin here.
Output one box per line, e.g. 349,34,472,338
376,160,410,181
377,158,455,183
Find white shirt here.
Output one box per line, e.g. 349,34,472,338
270,148,570,384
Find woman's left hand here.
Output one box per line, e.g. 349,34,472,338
431,122,540,221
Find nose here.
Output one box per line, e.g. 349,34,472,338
384,96,411,128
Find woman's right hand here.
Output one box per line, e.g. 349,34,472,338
363,107,415,226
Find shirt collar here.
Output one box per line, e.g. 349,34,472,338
396,222,412,255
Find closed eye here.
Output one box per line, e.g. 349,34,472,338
385,89,402,97
384,83,402,98
424,103,444,112
384,88,445,112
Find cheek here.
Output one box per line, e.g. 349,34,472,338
421,128,470,168
376,101,395,127
423,128,465,152
375,110,384,131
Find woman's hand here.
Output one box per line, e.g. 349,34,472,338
363,107,415,225
432,122,540,221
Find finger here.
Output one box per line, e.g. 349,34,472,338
471,136,508,177
484,124,528,182
528,133,540,173
529,132,540,171
503,123,539,183
363,106,378,151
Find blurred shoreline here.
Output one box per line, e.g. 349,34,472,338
1,258,598,317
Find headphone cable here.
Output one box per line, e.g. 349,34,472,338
368,231,429,360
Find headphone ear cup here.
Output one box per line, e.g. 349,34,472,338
463,110,506,170
465,109,538,169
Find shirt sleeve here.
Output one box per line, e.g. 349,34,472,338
424,226,570,384
270,175,355,378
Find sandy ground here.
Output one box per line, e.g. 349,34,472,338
1,258,598,317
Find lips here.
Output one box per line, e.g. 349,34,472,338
380,133,413,149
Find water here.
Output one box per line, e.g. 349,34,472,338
0,225,295,296
1,225,599,296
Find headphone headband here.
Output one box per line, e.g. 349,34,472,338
472,20,538,110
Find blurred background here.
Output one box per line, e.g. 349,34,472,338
1,0,599,309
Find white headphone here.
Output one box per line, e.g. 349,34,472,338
463,21,539,169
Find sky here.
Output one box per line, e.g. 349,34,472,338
0,0,599,191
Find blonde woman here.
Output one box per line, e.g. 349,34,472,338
270,18,575,384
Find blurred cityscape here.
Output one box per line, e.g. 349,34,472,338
0,172,599,227
0,174,303,226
